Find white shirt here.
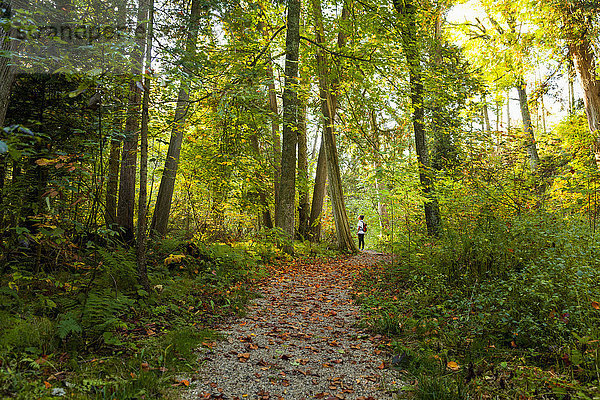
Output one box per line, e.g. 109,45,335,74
357,220,366,234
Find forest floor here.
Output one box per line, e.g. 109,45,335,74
182,251,404,400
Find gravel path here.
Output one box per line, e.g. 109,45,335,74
184,251,403,400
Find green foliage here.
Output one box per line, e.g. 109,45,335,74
0,234,264,399
358,210,600,398
96,248,140,291
0,315,57,355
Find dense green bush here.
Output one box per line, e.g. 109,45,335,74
0,237,264,399
414,213,600,350
358,211,600,398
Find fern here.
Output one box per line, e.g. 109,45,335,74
57,311,82,339
97,248,138,291
80,290,134,334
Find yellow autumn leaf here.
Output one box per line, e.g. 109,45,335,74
164,254,185,265
592,301,600,310
447,361,460,371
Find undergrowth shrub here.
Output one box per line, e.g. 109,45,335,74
359,211,600,398
0,236,264,399
413,213,600,350
96,248,139,292
0,315,57,355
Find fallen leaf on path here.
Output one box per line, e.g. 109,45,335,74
447,361,460,371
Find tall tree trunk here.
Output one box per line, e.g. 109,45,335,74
541,92,546,135
370,111,390,229
495,99,500,133
568,60,575,115
506,89,511,131
0,11,14,228
150,0,202,238
394,0,441,237
516,77,540,171
117,0,148,243
275,0,300,253
137,0,153,292
297,93,310,239
0,16,15,128
105,109,122,227
568,37,600,168
265,44,281,218
308,136,327,241
307,0,351,245
105,0,126,229
312,0,357,252
257,9,281,219
0,156,5,227
249,133,273,229
483,97,491,133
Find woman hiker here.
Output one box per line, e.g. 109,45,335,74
357,215,366,251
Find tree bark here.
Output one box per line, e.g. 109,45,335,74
394,0,441,237
150,0,202,238
265,48,281,218
308,136,327,241
105,110,122,227
297,93,310,239
568,60,575,115
275,0,300,253
0,19,15,129
117,0,148,243
312,0,357,253
307,0,351,245
506,89,511,131
257,12,281,220
370,111,390,229
249,133,273,229
515,77,540,171
104,0,126,229
137,0,153,292
483,97,491,133
568,37,600,168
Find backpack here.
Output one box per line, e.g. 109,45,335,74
363,222,367,232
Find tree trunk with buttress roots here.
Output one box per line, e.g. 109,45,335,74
308,0,351,245
312,0,357,252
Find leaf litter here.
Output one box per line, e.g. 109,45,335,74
184,251,404,399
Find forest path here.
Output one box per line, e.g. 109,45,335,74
184,251,404,400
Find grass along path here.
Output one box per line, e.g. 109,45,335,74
183,252,404,399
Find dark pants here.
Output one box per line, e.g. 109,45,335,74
358,233,365,250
